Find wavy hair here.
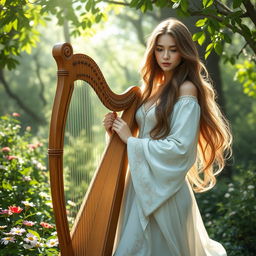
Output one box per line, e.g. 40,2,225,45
139,18,232,192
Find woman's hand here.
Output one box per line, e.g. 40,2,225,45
103,112,117,136
112,117,133,144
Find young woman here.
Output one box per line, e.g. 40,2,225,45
103,18,232,256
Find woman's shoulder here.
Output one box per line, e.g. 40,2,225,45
178,80,198,98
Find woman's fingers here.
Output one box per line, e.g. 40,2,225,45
103,112,118,134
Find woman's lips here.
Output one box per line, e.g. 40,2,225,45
162,63,171,66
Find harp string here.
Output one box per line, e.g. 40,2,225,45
63,77,109,245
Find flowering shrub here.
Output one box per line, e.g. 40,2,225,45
196,167,256,256
0,114,59,255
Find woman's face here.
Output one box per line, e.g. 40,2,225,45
154,34,182,75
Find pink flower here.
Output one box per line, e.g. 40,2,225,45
12,112,20,117
28,144,37,150
6,155,18,161
23,220,36,226
40,222,54,229
0,209,13,216
8,206,23,214
36,142,43,147
26,126,32,132
1,147,11,152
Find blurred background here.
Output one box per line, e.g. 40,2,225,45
0,0,255,255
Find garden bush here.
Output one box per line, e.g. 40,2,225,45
0,113,59,256
196,166,256,256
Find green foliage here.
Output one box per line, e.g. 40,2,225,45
196,167,256,255
0,0,107,70
0,0,43,70
0,114,59,255
123,0,256,97
235,60,256,98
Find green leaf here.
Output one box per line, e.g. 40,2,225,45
206,43,213,52
180,0,188,12
233,0,243,8
95,14,102,23
203,0,213,8
14,219,23,226
240,24,251,37
12,19,18,30
140,4,147,12
205,49,212,59
198,32,206,45
214,42,223,55
155,0,168,8
192,31,204,41
2,180,13,190
130,0,139,8
172,0,181,9
85,0,92,11
223,33,232,44
27,229,41,238
195,18,208,27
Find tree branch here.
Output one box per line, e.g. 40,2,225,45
33,53,47,107
215,0,233,14
119,14,146,46
0,69,46,124
236,42,248,58
189,9,256,55
243,0,256,27
102,0,130,6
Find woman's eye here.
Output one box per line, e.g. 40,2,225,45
156,47,163,52
170,49,177,52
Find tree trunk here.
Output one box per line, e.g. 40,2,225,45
0,69,46,124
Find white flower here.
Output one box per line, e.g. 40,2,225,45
45,202,53,208
228,183,234,187
36,162,46,170
23,243,34,249
22,175,31,181
224,193,230,198
0,225,7,229
21,201,35,207
18,158,24,164
34,242,44,248
1,237,15,245
228,187,234,192
51,231,57,236
13,125,21,130
0,132,5,137
205,213,211,218
10,227,26,236
46,238,58,247
248,185,254,190
67,200,76,207
0,165,7,171
206,221,212,226
39,192,50,198
24,233,38,245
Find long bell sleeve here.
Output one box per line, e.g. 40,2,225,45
127,96,200,219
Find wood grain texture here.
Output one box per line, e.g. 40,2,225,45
48,43,141,256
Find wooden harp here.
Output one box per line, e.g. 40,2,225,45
48,43,141,256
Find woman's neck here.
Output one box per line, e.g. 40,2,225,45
164,71,173,85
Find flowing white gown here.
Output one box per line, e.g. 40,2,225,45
112,95,227,256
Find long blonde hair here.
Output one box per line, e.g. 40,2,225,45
140,18,232,192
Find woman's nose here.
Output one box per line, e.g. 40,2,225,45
163,50,170,59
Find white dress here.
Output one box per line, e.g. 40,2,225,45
113,95,227,256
